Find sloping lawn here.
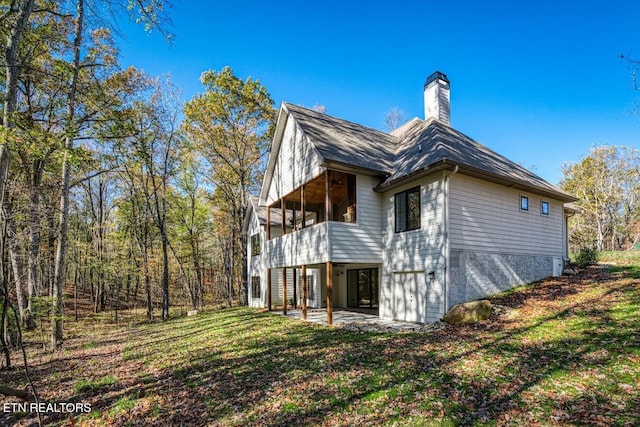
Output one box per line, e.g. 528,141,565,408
3,264,639,426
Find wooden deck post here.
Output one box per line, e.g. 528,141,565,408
293,267,297,309
266,206,271,240
325,170,333,325
281,197,286,235
301,185,306,229
267,268,272,311
326,262,333,325
282,267,287,315
325,170,333,221
301,264,307,320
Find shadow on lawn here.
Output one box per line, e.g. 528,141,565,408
125,283,638,426
11,270,640,426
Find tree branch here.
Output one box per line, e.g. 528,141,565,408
70,166,121,188
0,385,30,400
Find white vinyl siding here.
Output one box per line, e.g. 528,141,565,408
246,210,266,308
269,267,295,306
382,176,445,272
449,174,563,256
266,117,323,205
267,224,329,268
380,175,446,322
330,174,383,263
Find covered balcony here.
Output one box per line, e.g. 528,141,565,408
264,169,359,325
265,169,356,242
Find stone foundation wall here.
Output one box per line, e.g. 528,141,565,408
448,250,554,309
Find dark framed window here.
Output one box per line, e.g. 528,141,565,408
395,186,421,232
520,195,529,211
306,275,315,300
251,233,261,256
251,276,260,299
541,201,549,216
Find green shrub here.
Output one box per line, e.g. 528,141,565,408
574,247,599,267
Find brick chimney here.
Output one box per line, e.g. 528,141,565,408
423,71,450,125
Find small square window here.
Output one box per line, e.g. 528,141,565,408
541,201,549,216
520,196,529,211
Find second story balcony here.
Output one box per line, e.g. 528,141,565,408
264,169,383,268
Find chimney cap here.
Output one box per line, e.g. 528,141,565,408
424,71,449,88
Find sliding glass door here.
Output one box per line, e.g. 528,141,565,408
347,268,379,308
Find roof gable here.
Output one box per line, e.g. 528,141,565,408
284,103,396,174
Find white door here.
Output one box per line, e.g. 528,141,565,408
393,272,426,323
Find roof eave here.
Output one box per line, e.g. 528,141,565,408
258,104,290,205
374,159,453,192
376,160,578,202
321,159,390,178
459,165,578,203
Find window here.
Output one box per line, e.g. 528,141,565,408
541,201,549,216
251,233,261,256
251,276,260,299
306,275,315,301
520,195,529,211
395,186,421,232
331,172,357,223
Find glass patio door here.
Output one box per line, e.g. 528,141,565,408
347,268,379,308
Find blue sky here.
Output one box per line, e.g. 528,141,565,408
117,0,640,185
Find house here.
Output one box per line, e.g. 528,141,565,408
244,71,577,324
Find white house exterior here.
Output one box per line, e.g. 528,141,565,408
244,71,577,324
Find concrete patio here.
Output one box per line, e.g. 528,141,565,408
275,308,447,333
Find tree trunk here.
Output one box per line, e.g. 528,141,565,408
52,0,84,349
142,246,152,320
161,233,169,320
1,0,35,195
1,283,11,368
8,231,27,325
0,385,28,400
25,190,40,329
190,236,202,310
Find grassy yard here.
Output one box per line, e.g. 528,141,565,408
2,256,640,426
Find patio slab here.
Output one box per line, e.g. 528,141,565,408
275,308,447,333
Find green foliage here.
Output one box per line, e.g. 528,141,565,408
73,375,116,394
599,250,640,266
561,145,640,252
182,66,276,198
182,66,276,305
573,247,599,267
108,396,136,417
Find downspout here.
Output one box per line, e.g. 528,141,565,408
442,165,458,315
564,208,576,261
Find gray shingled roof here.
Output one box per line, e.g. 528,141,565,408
386,118,573,199
249,196,286,226
278,103,576,202
284,103,396,173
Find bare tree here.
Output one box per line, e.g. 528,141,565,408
384,106,405,132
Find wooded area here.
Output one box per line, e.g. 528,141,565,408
0,0,274,379
561,145,640,252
